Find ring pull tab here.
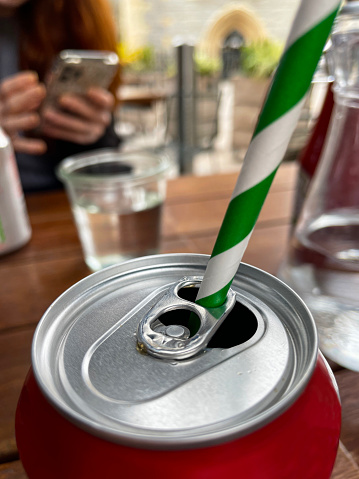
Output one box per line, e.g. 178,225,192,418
136,276,236,360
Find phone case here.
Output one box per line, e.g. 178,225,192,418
42,50,119,111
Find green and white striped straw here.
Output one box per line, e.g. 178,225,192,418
196,0,341,308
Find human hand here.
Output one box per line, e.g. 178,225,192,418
0,71,47,154
41,87,115,144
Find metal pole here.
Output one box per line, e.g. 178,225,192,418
175,43,196,174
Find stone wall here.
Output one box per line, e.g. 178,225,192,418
114,0,301,51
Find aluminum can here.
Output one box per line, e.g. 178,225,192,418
16,254,341,479
0,128,31,255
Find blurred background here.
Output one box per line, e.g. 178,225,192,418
109,0,330,175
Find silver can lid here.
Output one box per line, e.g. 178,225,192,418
32,254,317,449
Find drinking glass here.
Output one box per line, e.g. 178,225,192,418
57,149,170,271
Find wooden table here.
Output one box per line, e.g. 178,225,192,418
1,162,359,478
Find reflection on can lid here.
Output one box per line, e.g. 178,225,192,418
32,254,317,449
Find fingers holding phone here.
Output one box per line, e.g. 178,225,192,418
41,87,115,144
0,71,47,154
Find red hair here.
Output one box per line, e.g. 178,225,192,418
18,0,121,97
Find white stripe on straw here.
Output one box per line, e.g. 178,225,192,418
230,99,306,200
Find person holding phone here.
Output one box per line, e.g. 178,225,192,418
0,0,121,192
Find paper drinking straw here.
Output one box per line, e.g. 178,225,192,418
196,0,341,308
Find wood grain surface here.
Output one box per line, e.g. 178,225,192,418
0,163,358,478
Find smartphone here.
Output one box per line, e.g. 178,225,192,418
40,49,119,112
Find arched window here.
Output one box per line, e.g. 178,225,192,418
222,30,244,79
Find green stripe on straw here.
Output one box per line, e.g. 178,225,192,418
255,9,338,136
211,170,277,257
196,0,341,309
0,217,6,243
197,280,233,311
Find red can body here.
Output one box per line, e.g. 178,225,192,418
16,353,340,479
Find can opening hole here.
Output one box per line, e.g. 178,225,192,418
207,299,258,349
158,286,258,347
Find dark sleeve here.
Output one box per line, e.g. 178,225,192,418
18,117,122,193
47,117,121,160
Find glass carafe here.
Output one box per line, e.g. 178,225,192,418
278,7,359,371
